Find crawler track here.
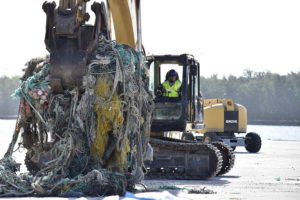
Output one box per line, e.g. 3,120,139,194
145,137,222,180
212,142,235,176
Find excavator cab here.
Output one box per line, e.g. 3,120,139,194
147,54,204,133
145,55,235,179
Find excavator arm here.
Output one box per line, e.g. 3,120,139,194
107,0,142,50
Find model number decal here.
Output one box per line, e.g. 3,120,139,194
225,120,238,124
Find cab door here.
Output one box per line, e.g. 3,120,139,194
189,61,203,128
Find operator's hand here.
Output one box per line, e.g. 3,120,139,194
155,84,164,97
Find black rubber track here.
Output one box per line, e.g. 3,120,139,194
145,137,223,180
212,142,235,176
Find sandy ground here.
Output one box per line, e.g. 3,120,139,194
141,139,300,199
2,139,300,200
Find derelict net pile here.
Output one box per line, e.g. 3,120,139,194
0,38,154,197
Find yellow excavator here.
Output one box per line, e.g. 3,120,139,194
181,98,262,153
202,99,261,153
38,0,233,180
145,55,235,178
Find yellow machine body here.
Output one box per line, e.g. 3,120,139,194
201,99,247,133
108,0,136,48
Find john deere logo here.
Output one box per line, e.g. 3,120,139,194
226,120,238,124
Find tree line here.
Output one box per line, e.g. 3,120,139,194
1,70,300,124
200,70,300,124
0,76,20,117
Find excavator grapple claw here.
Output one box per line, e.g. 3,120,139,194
43,1,109,93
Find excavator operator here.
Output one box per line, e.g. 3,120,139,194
163,69,182,97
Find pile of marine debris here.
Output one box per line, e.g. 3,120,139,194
0,38,154,197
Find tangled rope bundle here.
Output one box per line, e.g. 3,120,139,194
0,37,154,197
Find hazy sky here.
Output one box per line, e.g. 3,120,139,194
0,0,299,77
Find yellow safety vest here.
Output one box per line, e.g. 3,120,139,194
163,80,182,97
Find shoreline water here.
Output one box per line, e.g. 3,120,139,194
248,120,300,126
0,116,18,120
1,117,300,126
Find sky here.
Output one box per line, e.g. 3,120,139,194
0,0,299,78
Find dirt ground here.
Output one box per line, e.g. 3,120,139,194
140,139,300,199
2,139,300,200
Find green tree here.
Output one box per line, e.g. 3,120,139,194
200,71,300,123
0,76,20,116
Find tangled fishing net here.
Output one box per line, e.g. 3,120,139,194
0,38,154,197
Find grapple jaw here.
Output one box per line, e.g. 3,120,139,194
42,1,110,93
